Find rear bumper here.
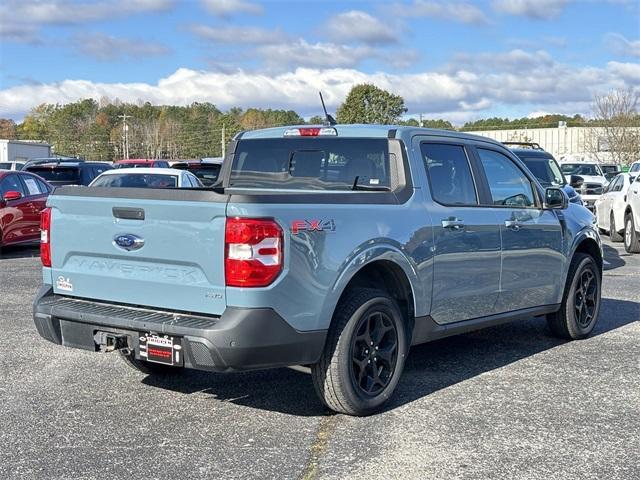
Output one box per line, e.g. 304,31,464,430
33,286,326,372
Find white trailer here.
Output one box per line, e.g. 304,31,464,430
0,140,51,163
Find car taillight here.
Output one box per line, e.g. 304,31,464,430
225,218,283,287
40,207,52,267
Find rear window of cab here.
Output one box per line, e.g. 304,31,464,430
229,138,390,191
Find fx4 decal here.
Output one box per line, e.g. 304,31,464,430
291,219,336,234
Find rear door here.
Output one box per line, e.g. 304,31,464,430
47,188,229,315
418,140,502,324
474,147,563,312
17,173,48,240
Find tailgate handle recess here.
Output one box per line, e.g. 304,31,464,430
112,207,145,220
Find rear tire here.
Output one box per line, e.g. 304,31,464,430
547,253,601,340
609,212,623,242
311,288,408,416
624,213,640,253
119,351,183,375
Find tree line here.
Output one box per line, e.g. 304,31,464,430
0,84,637,163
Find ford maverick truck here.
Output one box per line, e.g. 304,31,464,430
34,125,602,415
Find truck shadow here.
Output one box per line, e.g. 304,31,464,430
142,297,639,416
0,244,39,260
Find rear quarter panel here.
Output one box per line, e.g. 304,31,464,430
226,192,432,332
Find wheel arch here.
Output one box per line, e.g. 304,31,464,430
571,235,603,275
320,246,422,336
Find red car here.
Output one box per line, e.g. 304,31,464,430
113,159,170,169
0,170,52,249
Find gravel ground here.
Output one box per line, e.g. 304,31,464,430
0,239,638,480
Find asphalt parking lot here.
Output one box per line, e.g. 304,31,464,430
0,239,638,480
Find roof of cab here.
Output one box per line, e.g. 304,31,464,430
237,124,503,146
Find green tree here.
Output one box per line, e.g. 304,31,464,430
0,119,17,139
307,115,325,125
336,84,407,124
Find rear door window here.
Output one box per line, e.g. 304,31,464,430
420,143,478,205
230,138,390,190
21,176,44,196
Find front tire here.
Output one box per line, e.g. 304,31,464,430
311,288,408,416
547,253,601,339
609,212,623,242
624,213,640,253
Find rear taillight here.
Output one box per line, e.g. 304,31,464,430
225,218,283,287
40,207,52,267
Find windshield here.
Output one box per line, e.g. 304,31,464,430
230,138,390,190
519,156,565,187
27,167,79,182
560,163,603,176
631,163,640,173
600,165,620,173
114,163,150,169
91,173,178,188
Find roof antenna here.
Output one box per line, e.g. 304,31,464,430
319,91,337,126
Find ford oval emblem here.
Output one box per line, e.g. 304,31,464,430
113,234,144,251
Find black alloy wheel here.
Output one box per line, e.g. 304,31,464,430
350,310,398,396
573,269,598,328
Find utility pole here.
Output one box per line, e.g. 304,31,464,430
118,114,131,160
419,113,423,127
221,124,226,157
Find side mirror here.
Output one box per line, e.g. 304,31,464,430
569,175,584,189
544,187,568,210
3,190,23,202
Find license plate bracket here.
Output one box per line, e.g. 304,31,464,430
139,334,183,366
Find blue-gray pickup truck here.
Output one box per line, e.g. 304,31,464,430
34,125,602,415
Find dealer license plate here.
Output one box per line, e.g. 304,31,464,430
139,334,183,366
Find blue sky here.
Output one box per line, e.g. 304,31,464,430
0,0,638,123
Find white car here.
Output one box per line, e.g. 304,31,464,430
629,161,640,179
624,174,640,253
0,161,26,171
559,161,607,211
595,173,633,242
89,167,204,189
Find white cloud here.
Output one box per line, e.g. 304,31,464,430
607,61,640,83
200,0,262,17
325,11,398,45
257,40,376,69
394,1,489,25
0,0,174,42
492,0,568,20
2,54,638,122
73,33,171,61
605,33,640,58
450,49,554,73
188,25,288,45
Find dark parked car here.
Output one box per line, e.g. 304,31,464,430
171,157,223,186
600,164,621,182
507,145,583,206
113,159,170,169
24,160,112,187
0,170,51,248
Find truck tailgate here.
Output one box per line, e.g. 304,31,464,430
47,188,228,316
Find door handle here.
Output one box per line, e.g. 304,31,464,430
441,218,465,230
504,220,521,231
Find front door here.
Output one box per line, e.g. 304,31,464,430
419,141,502,324
475,147,564,311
